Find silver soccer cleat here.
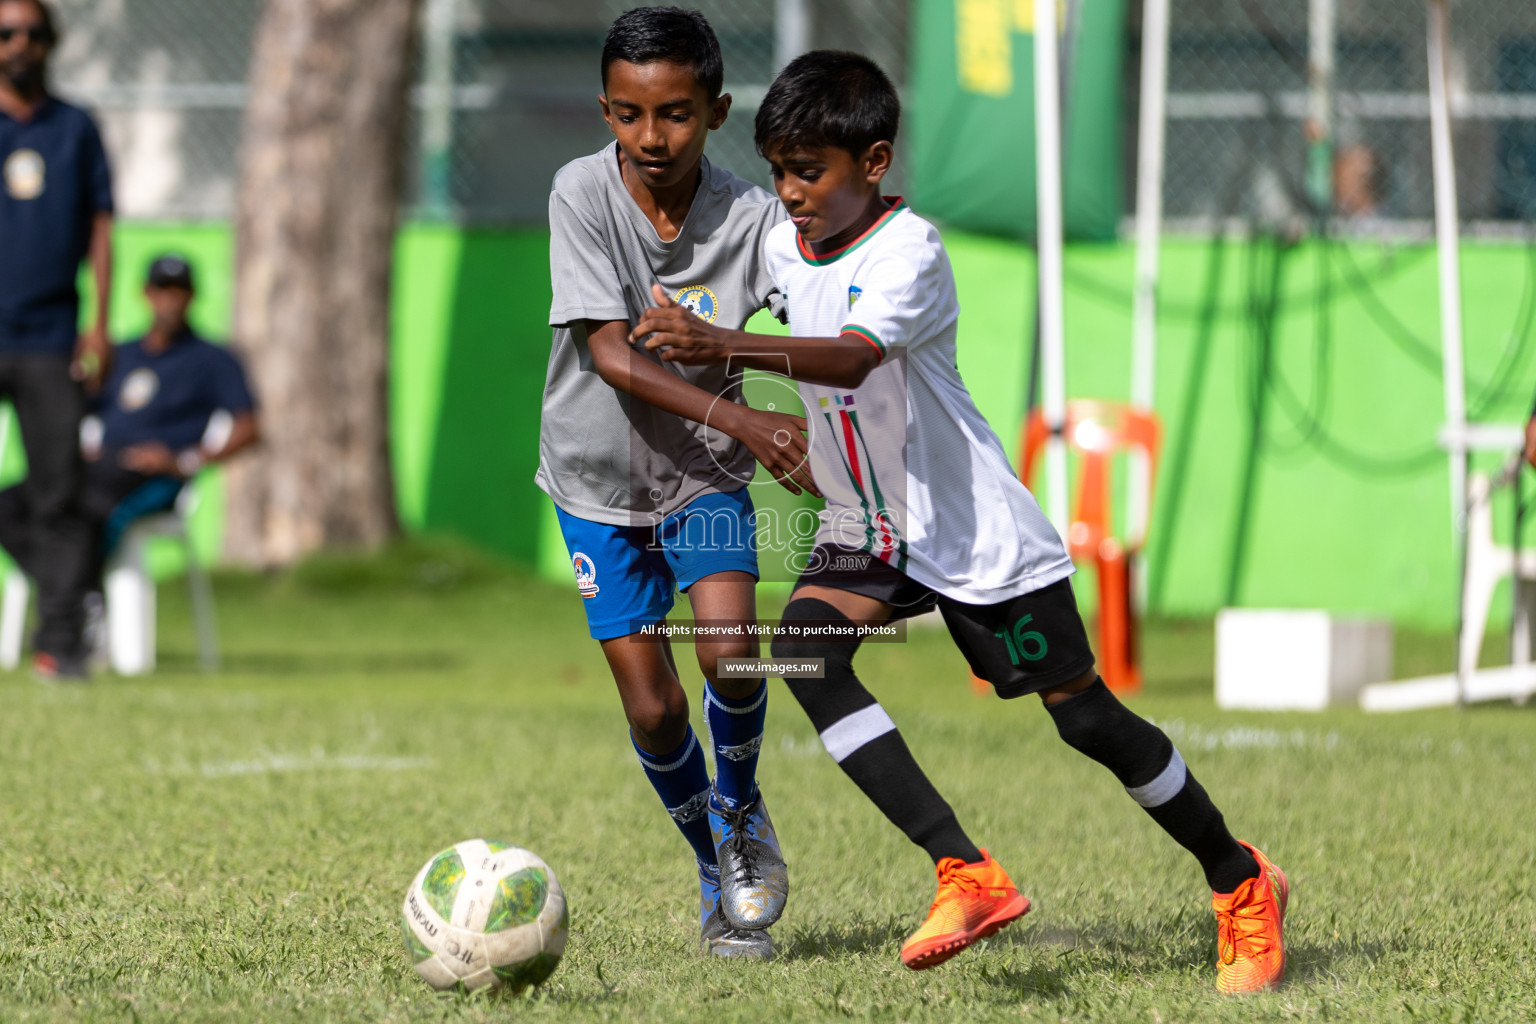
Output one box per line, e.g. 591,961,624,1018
708,787,789,931
699,863,774,960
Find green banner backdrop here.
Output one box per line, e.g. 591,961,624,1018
910,0,1126,241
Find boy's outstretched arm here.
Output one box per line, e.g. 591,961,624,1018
584,317,820,497
632,285,880,389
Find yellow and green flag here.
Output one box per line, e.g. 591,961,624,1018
911,0,1125,240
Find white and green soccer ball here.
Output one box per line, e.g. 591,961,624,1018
401,840,568,993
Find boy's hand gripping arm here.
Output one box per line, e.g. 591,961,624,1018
631,284,881,390
584,317,820,497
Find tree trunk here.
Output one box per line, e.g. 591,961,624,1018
226,0,421,566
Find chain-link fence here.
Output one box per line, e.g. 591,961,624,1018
48,0,258,220
1144,0,1536,233
47,0,906,223
48,0,1535,229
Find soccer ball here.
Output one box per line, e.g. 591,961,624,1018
400,840,568,992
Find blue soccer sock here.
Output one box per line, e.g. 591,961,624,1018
632,728,716,866
703,679,767,810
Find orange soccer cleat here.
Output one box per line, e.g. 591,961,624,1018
899,850,1030,970
1212,841,1290,994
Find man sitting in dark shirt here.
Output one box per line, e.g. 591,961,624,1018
0,255,259,646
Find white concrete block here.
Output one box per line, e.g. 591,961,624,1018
1216,609,1393,711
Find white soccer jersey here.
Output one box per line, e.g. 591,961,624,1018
764,201,1074,604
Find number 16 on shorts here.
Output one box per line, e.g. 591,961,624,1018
996,614,1048,666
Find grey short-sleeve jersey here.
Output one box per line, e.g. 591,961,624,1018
536,143,785,526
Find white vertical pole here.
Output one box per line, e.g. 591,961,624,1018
1428,0,1467,534
775,0,810,72
420,0,458,217
1306,0,1337,211
1427,0,1468,703
1035,0,1070,536
1128,0,1170,553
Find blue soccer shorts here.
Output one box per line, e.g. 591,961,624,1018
553,488,760,640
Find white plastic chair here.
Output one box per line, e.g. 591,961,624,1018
0,482,219,674
0,569,28,669
108,481,221,674
0,404,221,675
1459,470,1536,683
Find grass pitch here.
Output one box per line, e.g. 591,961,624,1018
1,541,1533,1023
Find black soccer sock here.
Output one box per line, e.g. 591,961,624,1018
1046,679,1259,893
773,598,983,865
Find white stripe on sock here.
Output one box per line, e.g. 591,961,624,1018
819,704,897,763
705,682,767,715
636,732,698,773
1125,747,1187,808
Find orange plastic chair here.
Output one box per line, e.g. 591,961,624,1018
1016,401,1163,695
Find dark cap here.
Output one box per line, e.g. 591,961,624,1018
146,254,194,290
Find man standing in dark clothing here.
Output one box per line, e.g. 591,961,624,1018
0,255,259,662
0,0,113,678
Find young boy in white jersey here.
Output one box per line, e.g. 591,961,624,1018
538,7,814,960
632,50,1290,993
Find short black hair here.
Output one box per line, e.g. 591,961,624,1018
0,0,58,43
601,7,723,102
755,51,900,159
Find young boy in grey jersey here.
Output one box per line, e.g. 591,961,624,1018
536,7,812,960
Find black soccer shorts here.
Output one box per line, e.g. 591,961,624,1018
794,543,1097,699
